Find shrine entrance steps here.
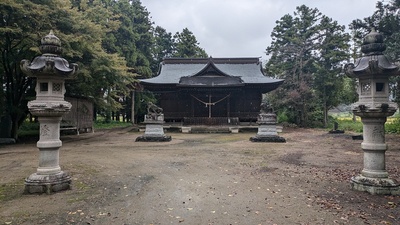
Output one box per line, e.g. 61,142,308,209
183,117,239,126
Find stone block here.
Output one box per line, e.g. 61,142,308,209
229,127,239,133
250,135,286,143
181,127,191,133
276,125,283,133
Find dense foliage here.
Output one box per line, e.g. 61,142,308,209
265,5,351,127
1,0,399,139
0,0,207,139
265,2,399,128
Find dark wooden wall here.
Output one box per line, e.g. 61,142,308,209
159,89,261,122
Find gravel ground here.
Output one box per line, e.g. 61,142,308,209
0,127,399,225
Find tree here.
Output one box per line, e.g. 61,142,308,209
151,26,174,73
99,0,155,123
265,5,350,127
349,0,400,107
1,0,134,139
103,0,153,79
0,0,70,139
313,16,351,126
67,0,140,122
173,28,208,58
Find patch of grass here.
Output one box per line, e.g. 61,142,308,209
1,211,32,225
331,114,400,134
93,120,131,130
66,164,98,203
74,181,92,190
386,117,400,134
17,122,39,139
0,181,24,202
214,135,245,143
335,119,363,133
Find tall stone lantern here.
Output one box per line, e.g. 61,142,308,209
346,30,399,195
20,30,78,194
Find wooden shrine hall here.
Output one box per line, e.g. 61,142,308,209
139,57,284,125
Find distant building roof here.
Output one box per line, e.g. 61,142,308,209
140,57,283,91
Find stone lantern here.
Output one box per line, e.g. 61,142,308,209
346,30,399,195
250,102,285,142
20,30,78,194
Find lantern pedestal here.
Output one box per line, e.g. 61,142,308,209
350,113,399,195
136,114,171,142
250,112,285,142
24,101,73,194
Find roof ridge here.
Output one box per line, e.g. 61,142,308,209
163,57,260,64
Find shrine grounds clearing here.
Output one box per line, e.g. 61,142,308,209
1,127,399,224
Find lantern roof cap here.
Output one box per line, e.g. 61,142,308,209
346,30,399,77
361,29,386,56
39,30,62,55
20,30,77,78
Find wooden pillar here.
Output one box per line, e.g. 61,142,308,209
227,95,230,117
191,95,194,117
208,94,212,118
131,91,135,124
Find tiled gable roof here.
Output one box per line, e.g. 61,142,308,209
140,57,283,86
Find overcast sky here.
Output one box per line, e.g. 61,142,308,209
140,0,378,62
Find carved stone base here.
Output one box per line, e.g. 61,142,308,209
256,124,278,136
25,171,71,194
135,135,171,142
143,124,165,136
250,135,286,143
351,175,400,195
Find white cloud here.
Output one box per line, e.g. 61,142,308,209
142,0,378,61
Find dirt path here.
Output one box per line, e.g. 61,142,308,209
0,128,399,224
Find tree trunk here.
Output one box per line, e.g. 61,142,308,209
106,112,111,123
93,106,97,121
131,91,135,124
115,112,120,122
323,87,328,128
11,122,18,140
10,115,19,140
323,105,328,128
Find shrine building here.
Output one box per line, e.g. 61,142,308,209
139,57,283,125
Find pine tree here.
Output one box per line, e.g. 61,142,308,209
265,5,350,127
173,28,208,58
151,26,174,73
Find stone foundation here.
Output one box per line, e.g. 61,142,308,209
135,135,171,142
250,135,286,142
351,175,400,195
25,171,71,194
